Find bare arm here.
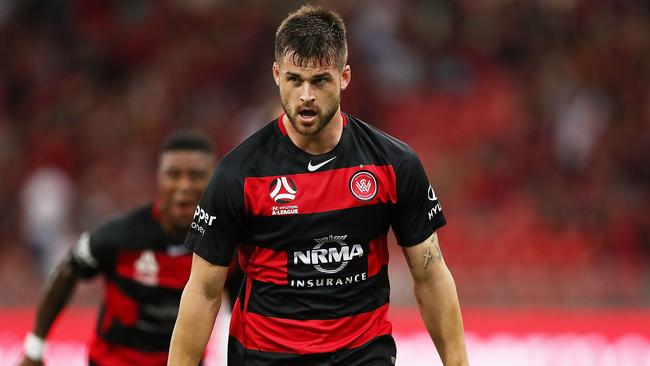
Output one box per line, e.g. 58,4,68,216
402,232,469,366
168,254,229,366
19,256,80,365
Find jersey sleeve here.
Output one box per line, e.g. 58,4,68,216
69,228,115,279
185,163,244,266
391,149,446,246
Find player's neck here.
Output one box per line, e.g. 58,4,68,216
283,110,343,155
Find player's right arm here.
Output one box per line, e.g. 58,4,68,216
19,230,106,366
171,158,244,365
18,256,80,366
167,254,229,366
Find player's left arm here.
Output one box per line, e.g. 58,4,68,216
402,231,469,366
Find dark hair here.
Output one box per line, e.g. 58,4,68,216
160,129,214,155
275,5,348,69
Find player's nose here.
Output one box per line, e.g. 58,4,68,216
299,83,316,103
176,174,193,193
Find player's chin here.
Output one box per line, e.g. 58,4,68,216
174,216,194,231
295,119,324,135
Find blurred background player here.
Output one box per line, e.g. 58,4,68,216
19,131,217,366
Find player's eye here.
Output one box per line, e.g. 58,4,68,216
166,170,181,179
189,171,207,180
287,76,301,86
313,78,327,86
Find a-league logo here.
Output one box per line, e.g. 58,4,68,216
349,170,378,201
269,176,298,204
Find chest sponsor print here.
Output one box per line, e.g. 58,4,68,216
288,234,369,288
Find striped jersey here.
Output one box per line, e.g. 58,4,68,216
186,113,446,365
70,204,193,366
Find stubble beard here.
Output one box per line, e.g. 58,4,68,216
283,96,340,136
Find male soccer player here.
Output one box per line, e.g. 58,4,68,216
169,5,469,366
19,131,216,366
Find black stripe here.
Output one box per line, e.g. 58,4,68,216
100,277,182,351
244,204,392,251
247,266,390,320
100,318,172,352
110,274,184,300
228,334,396,365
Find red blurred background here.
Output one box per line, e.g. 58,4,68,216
0,0,649,364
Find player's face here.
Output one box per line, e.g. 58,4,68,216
273,56,351,136
157,150,214,230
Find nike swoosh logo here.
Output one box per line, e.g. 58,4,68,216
308,156,337,172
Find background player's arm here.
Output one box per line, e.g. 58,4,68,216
168,254,229,366
19,256,80,366
402,232,469,366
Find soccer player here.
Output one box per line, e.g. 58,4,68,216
19,131,216,366
169,5,469,366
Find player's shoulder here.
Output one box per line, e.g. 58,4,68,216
217,119,281,178
90,204,155,246
346,113,419,164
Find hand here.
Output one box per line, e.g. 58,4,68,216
18,356,44,366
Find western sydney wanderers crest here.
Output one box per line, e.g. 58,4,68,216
350,170,378,201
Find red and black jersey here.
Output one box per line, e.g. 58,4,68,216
186,113,446,365
69,204,192,366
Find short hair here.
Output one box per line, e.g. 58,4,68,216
275,5,348,69
160,129,214,155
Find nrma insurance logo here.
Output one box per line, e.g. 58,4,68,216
293,235,363,274
290,235,367,288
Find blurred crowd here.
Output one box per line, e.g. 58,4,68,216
0,0,648,307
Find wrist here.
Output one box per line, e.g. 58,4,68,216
23,332,46,361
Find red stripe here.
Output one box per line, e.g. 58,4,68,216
277,114,287,135
115,250,192,289
367,235,389,277
239,244,288,285
244,165,397,216
230,303,392,354
243,276,253,311
152,201,161,220
88,336,168,366
103,281,138,328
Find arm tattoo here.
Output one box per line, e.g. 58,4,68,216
421,234,443,269
404,234,443,270
422,248,433,269
431,234,442,262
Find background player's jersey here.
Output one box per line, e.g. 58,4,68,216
187,113,446,364
70,204,192,366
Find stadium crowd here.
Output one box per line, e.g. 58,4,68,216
0,0,648,307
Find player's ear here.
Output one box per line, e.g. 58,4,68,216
272,62,280,86
340,65,351,91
